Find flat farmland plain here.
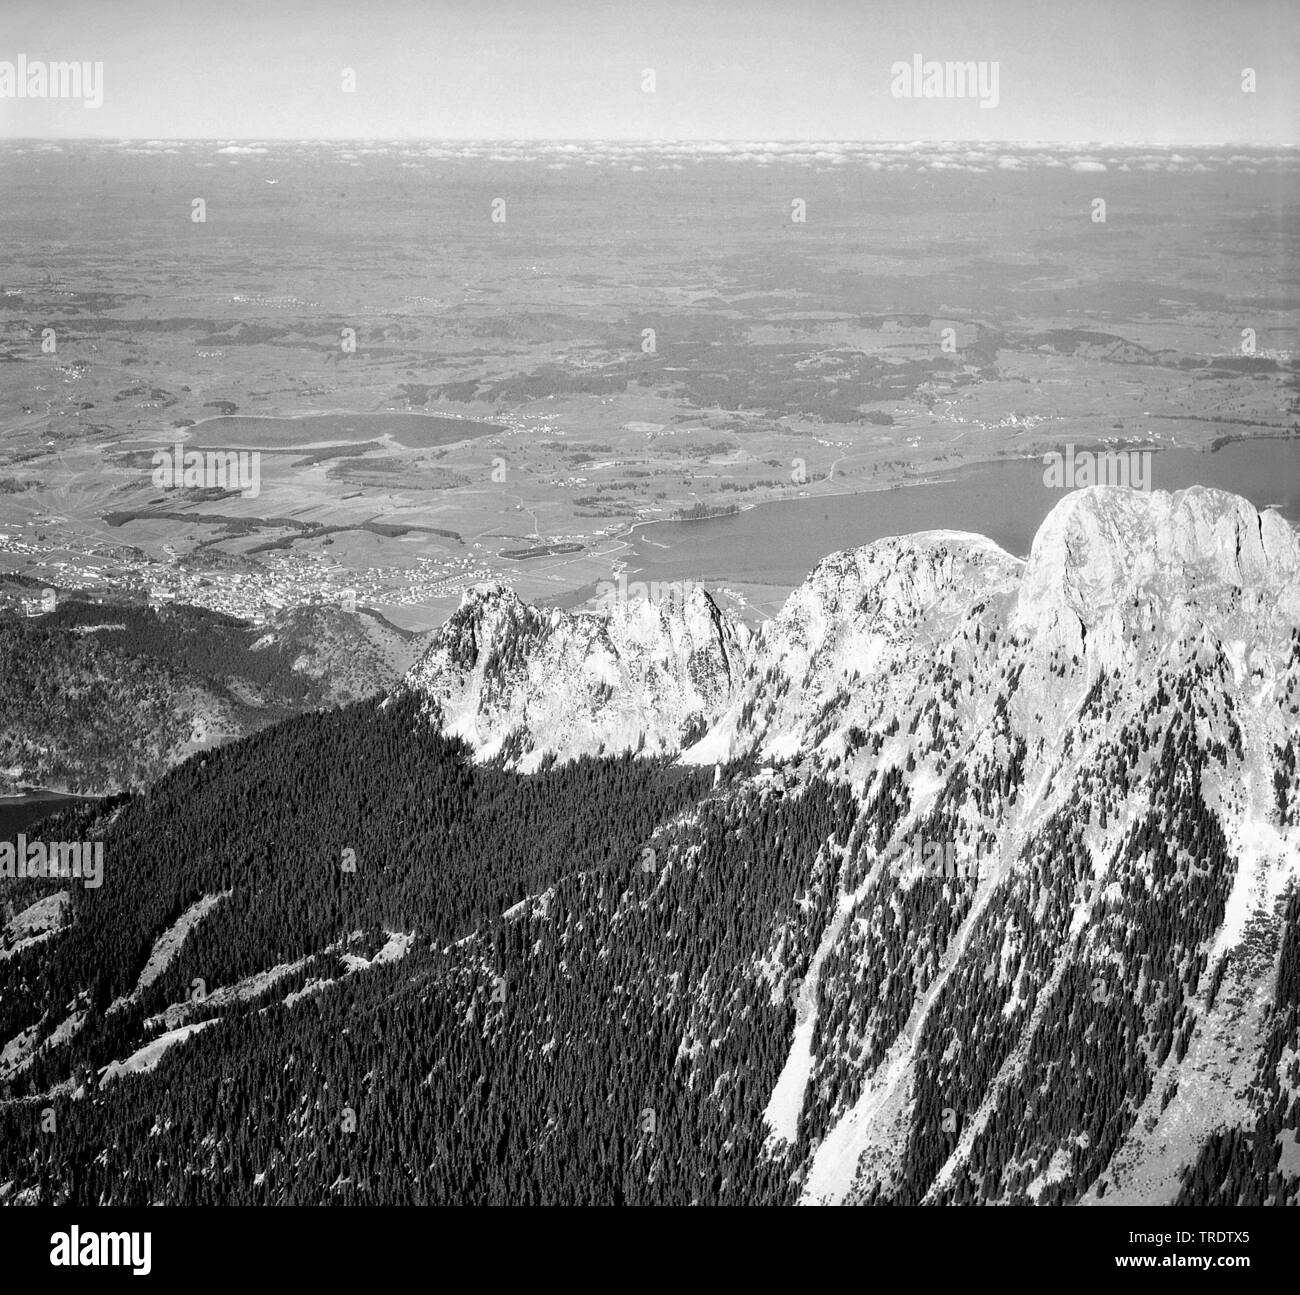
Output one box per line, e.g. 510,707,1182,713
1,141,1296,627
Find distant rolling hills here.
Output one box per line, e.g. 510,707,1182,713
0,597,428,797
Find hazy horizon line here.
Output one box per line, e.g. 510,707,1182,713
4,136,1296,148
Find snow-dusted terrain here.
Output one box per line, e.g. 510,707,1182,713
5,486,1297,1206
400,580,749,769
401,486,1300,1204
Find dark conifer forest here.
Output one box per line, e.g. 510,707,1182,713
0,696,858,1203
3,682,1296,1206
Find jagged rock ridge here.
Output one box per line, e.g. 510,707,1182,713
400,486,1300,1204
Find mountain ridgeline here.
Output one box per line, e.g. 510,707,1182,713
0,598,426,796
2,485,1299,1205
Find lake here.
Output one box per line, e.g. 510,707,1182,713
617,439,1300,590
0,791,97,843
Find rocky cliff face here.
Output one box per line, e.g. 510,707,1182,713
5,488,1297,1205
403,488,1299,780
400,581,750,769
399,487,1300,1204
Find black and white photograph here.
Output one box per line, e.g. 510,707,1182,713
0,0,1296,1270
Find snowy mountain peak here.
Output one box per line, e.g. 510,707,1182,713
401,576,749,771
1011,486,1300,674
401,487,1299,776
391,485,1300,1206
1018,485,1300,631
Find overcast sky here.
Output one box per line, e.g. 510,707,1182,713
1,0,1296,143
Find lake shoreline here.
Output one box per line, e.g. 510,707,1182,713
611,430,1300,554
607,437,1300,595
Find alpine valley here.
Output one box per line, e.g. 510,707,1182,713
3,484,1299,1206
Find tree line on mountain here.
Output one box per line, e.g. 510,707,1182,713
1174,885,1300,1207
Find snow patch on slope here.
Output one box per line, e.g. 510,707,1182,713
99,1021,219,1086
107,891,232,1014
0,891,70,961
